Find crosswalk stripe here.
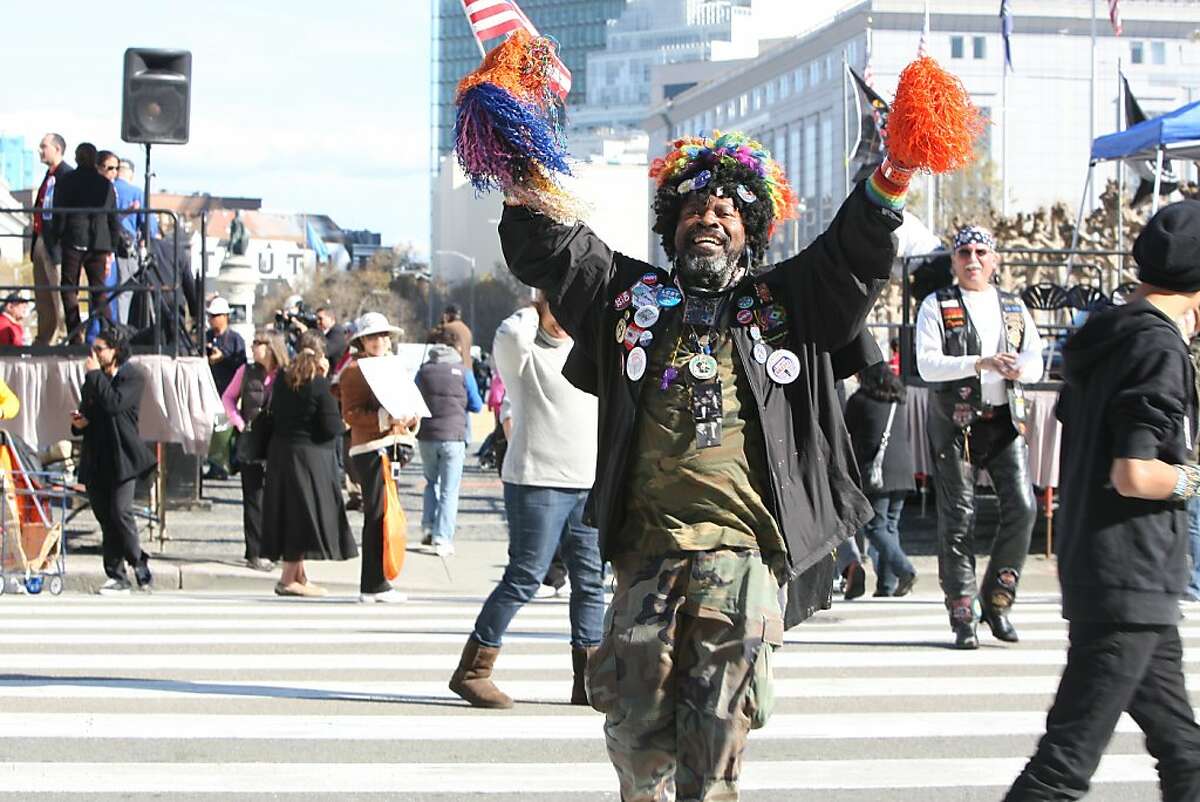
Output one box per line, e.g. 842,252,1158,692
3,647,1198,671
1,710,1194,741
0,755,1160,793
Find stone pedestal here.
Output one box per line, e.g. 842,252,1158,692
216,254,257,348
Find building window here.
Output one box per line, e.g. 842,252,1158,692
766,82,776,104
820,116,834,199
951,36,964,59
1151,41,1166,65
794,68,805,93
715,105,724,124
809,62,820,85
847,39,858,67
703,110,713,130
973,36,986,59
1130,40,1144,64
825,55,833,81
753,87,762,111
779,76,790,100
739,93,749,117
788,128,801,199
804,121,817,198
728,100,736,119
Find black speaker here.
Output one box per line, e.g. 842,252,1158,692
122,48,192,145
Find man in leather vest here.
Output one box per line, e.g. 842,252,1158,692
916,225,1043,649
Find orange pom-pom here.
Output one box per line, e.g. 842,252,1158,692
887,56,986,174
457,29,535,102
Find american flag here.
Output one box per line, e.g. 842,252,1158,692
460,0,572,99
1108,0,1123,35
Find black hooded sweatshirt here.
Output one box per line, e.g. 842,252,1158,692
1055,298,1195,625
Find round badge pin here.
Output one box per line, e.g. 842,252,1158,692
626,346,648,381
615,318,627,343
614,291,632,311
753,341,770,364
689,353,718,381
749,324,762,341
737,295,755,310
639,329,654,346
736,309,754,325
657,287,683,308
634,305,660,328
641,272,659,287
765,348,800,385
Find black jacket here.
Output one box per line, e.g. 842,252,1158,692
31,161,74,260
499,182,901,579
269,372,343,445
1055,299,1196,624
73,364,157,486
52,168,121,253
844,389,916,494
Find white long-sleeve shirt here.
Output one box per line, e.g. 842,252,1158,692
493,307,598,489
916,285,1044,406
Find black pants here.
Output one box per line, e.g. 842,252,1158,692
61,248,113,344
240,462,265,560
931,418,1036,606
1005,622,1200,801
87,477,144,581
352,450,389,594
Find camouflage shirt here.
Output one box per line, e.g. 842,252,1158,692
614,312,787,558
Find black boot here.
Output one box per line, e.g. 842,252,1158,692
953,621,979,650
981,604,1019,643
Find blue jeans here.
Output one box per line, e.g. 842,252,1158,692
418,439,466,544
1188,497,1200,600
864,491,914,593
473,483,605,648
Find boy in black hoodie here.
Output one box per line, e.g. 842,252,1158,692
1006,201,1200,800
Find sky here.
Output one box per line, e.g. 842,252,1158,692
0,0,855,258
1,1,432,253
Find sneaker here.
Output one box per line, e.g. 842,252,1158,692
246,558,276,572
359,589,408,604
98,577,131,596
533,584,559,599
555,580,571,598
433,541,455,558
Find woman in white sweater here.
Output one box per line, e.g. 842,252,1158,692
449,295,602,709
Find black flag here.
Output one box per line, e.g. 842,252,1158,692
848,66,889,183
1123,75,1179,206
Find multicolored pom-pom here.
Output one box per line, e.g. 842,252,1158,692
453,30,581,223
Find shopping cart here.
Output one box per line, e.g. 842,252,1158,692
0,432,69,596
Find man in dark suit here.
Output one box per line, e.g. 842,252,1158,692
52,142,121,344
71,326,157,594
30,133,73,345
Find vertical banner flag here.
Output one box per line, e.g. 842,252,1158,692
999,0,1014,72
848,65,890,183
1122,75,1179,205
460,0,572,99
1108,0,1123,35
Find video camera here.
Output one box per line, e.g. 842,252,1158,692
275,302,319,332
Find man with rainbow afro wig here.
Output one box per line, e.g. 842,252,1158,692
495,125,913,800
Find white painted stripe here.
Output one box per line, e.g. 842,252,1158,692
0,755,1160,793
0,602,579,618
0,616,574,631
3,648,1197,671
8,673,1195,702
1,710,1191,741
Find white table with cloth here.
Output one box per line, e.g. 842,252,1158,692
906,386,1063,487
0,355,222,455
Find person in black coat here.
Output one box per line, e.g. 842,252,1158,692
51,143,121,344
261,331,356,597
70,327,157,594
843,362,918,597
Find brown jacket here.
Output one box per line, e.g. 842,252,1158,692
430,318,473,368
339,360,417,452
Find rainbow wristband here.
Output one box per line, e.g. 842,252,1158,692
865,158,913,211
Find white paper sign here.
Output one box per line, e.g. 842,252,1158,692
356,355,431,420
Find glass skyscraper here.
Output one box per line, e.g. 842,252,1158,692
433,0,628,160
0,136,35,192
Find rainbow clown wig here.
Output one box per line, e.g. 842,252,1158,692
649,131,799,266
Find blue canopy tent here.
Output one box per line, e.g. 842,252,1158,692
1071,98,1200,261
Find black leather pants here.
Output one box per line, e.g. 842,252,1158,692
931,419,1036,613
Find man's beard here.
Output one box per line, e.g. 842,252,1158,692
677,250,741,292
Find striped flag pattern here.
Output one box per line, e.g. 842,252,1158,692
1108,0,1123,35
460,0,572,99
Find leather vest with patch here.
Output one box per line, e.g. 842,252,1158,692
930,286,1027,431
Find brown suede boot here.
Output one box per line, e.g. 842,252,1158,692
449,637,513,709
571,646,597,706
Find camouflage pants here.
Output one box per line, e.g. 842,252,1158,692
586,548,784,802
